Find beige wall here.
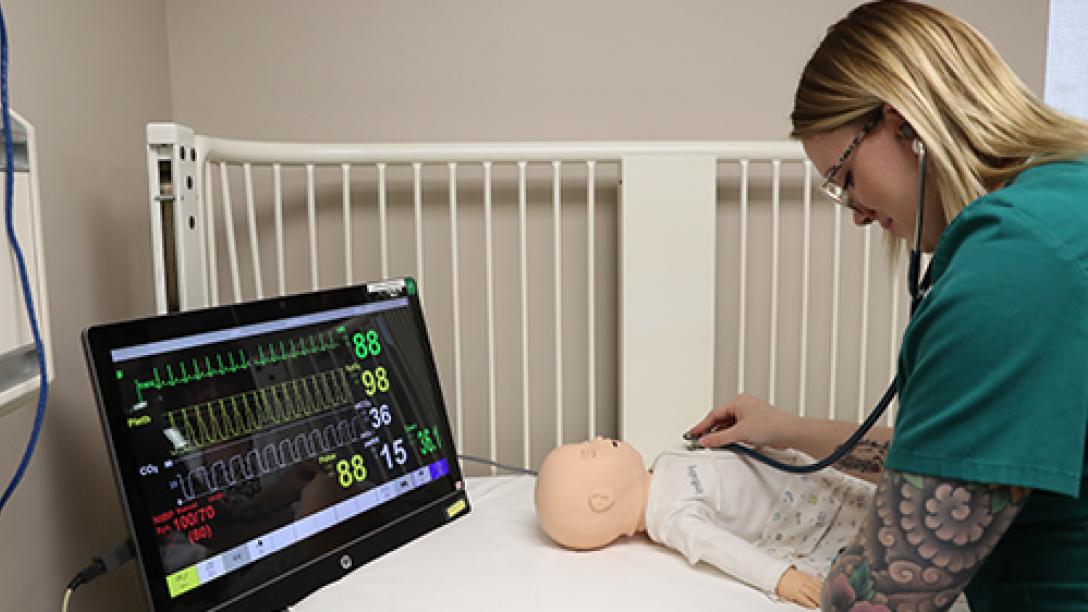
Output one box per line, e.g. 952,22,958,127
164,1,1047,142
0,2,1048,612
0,1,172,611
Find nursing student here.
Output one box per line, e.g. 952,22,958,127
688,2,1088,610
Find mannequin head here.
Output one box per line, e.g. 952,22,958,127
534,437,652,550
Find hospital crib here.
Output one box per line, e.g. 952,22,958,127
144,124,915,610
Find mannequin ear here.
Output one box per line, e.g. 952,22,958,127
587,488,615,512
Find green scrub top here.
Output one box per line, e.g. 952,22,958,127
885,158,1088,610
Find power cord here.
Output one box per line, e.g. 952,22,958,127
62,538,134,612
0,0,51,517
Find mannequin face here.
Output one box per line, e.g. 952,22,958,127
534,437,649,550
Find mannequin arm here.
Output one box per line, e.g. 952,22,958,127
662,510,793,595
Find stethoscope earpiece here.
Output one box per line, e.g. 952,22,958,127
899,123,925,156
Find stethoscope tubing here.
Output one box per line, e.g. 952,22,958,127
724,140,929,474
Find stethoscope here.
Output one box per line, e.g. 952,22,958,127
711,128,933,474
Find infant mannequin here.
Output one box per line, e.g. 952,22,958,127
534,437,876,609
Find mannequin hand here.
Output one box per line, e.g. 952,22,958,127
775,566,822,609
686,394,799,450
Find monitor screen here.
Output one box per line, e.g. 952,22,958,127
83,278,469,612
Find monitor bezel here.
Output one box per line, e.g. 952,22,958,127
82,279,468,612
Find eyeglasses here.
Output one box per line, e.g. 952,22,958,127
819,116,879,210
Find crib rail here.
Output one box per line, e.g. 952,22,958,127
147,124,908,472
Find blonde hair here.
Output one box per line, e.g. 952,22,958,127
791,0,1088,224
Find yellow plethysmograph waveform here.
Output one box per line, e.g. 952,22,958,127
163,367,353,455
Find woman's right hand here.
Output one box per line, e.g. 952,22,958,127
686,393,800,450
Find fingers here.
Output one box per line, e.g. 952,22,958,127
698,420,752,449
686,401,737,439
801,577,823,608
786,587,820,609
686,393,789,449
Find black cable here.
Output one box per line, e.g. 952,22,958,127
458,454,537,476
64,538,135,601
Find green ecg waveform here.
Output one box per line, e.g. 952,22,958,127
163,367,353,456
133,331,340,403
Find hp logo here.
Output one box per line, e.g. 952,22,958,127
340,554,353,570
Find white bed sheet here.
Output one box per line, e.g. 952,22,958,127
292,475,807,612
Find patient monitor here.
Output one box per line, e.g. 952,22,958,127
83,278,469,611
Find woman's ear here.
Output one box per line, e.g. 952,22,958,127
883,104,923,154
882,104,916,135
588,488,615,512
882,102,904,125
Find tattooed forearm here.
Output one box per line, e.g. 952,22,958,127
820,469,1029,612
834,439,889,480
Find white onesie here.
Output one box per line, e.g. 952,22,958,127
643,448,875,596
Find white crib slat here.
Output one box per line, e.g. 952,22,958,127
799,161,812,418
378,163,388,279
205,161,219,307
552,161,563,447
518,161,531,469
449,162,464,453
829,205,843,420
737,160,749,392
196,159,209,305
857,224,872,423
306,163,319,290
272,163,285,296
586,160,597,439
342,164,352,285
243,163,263,300
218,162,243,304
483,161,497,474
413,162,424,296
769,160,781,404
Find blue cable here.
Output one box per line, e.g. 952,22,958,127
0,2,50,517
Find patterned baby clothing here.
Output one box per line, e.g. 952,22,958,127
644,448,875,595
754,451,874,578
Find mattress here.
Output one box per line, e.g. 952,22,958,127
292,475,807,611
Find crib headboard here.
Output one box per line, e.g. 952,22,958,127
146,123,909,472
